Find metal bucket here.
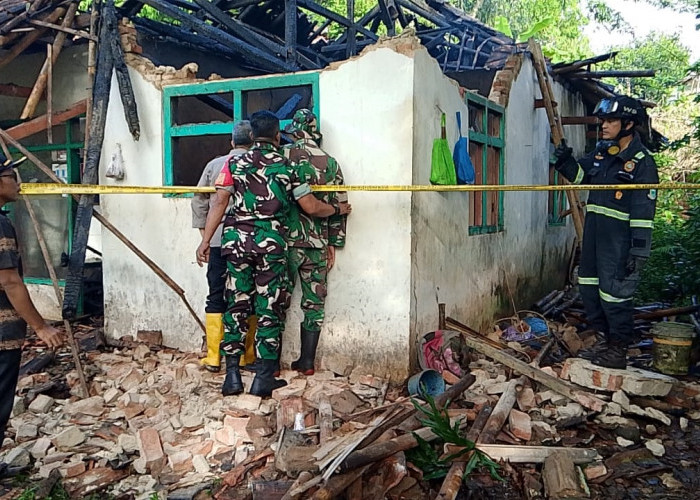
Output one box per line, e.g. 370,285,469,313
652,322,696,375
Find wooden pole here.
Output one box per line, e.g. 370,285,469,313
46,44,53,144
21,2,79,119
16,170,90,398
527,38,584,244
0,128,206,333
436,461,466,500
310,465,372,500
477,376,525,444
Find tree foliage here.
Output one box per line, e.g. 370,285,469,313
601,32,691,105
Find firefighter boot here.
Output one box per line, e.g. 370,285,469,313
200,313,223,372
249,359,287,398
591,343,628,370
291,327,320,376
577,332,608,361
222,355,244,396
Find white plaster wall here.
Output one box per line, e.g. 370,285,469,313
99,67,206,351
280,48,415,380
410,53,581,344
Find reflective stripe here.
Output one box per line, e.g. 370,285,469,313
599,289,631,303
587,204,629,221
634,151,645,160
573,165,584,184
630,219,653,228
578,277,599,285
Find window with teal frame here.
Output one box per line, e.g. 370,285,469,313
162,73,320,191
6,118,83,285
465,92,505,235
548,166,568,226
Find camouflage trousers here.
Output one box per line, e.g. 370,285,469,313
288,247,328,333
221,251,289,361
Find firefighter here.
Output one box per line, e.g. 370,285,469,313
552,96,659,369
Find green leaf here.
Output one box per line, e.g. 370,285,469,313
517,17,554,41
493,16,513,38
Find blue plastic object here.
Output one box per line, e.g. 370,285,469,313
453,111,475,185
407,369,446,399
523,317,548,335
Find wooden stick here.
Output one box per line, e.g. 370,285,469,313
318,397,333,444
634,304,700,320
27,18,97,41
477,376,525,444
459,332,606,412
21,2,79,119
14,167,89,398
46,43,53,144
531,338,556,368
527,38,584,244
311,464,372,500
0,128,206,333
0,7,67,70
465,404,492,443
436,461,466,500
280,471,313,500
445,444,599,464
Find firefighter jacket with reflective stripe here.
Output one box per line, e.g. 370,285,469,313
556,133,659,258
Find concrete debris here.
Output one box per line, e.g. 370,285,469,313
5,298,699,499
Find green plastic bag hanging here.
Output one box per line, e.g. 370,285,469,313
430,113,457,185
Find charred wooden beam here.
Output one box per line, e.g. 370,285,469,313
567,69,655,79
552,51,619,74
285,0,298,63
138,0,296,72
28,16,97,41
377,0,396,36
346,0,355,57
296,0,378,40
106,3,140,140
63,0,114,321
561,116,599,125
0,7,66,70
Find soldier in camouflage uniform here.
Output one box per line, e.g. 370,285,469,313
282,109,348,375
196,111,351,398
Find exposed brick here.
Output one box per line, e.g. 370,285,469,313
137,427,166,475
508,409,532,441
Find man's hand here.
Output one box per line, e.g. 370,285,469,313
337,202,352,215
36,324,62,349
551,139,573,168
625,255,647,276
196,241,210,267
327,246,336,271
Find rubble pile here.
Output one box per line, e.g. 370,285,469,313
1,292,699,499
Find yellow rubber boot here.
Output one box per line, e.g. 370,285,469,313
240,315,258,367
200,313,223,372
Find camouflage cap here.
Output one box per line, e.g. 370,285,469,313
283,109,318,135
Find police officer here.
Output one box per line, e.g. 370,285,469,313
283,109,348,376
196,111,351,397
552,96,658,369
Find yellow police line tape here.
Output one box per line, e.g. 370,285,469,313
16,182,700,195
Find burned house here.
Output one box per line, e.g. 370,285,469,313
1,0,622,380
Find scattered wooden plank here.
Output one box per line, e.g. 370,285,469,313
445,444,600,464
457,332,607,412
436,461,467,500
567,69,655,79
0,83,35,98
311,464,372,500
465,404,492,443
7,100,87,141
542,450,589,498
477,377,525,444
318,397,333,444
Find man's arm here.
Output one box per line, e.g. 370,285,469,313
552,140,593,185
196,188,231,266
297,192,351,217
628,154,659,260
191,162,214,230
0,269,62,348
327,159,347,248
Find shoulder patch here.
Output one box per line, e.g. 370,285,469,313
623,161,636,172
648,189,657,200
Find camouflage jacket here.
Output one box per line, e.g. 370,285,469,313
215,141,311,256
283,138,347,249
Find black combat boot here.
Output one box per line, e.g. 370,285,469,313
222,355,243,396
291,327,320,376
249,359,287,397
591,343,628,370
577,338,609,360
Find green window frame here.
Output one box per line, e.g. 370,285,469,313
548,168,568,226
162,72,320,193
6,117,83,285
465,92,505,235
